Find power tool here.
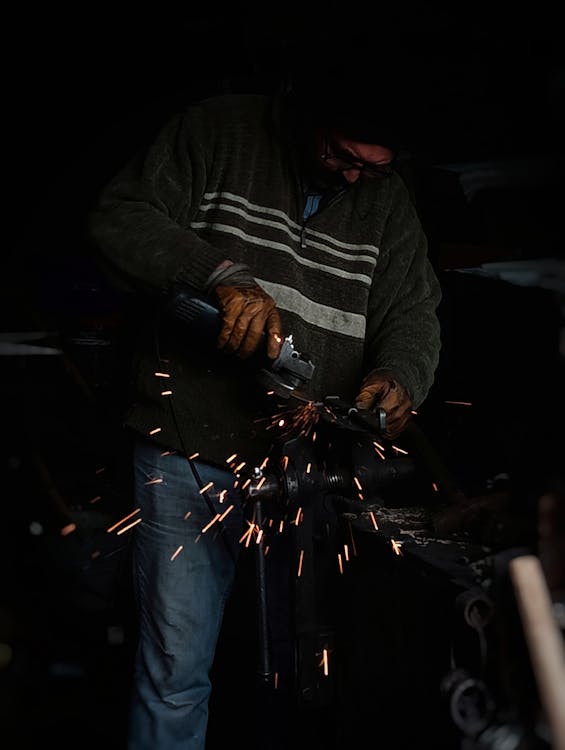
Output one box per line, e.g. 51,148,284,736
165,286,316,400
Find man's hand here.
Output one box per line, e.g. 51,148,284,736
214,284,283,360
355,370,413,439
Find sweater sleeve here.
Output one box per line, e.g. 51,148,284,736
88,106,227,296
364,180,442,408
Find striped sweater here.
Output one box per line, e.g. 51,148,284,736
89,93,441,467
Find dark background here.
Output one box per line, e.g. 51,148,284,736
2,5,564,750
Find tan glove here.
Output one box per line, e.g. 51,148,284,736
214,284,283,359
355,370,413,439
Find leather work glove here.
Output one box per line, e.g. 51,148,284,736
214,283,283,360
355,369,413,439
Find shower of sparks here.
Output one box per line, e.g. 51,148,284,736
60,523,76,537
89,495,101,504
199,481,214,494
218,504,234,521
391,539,403,555
161,390,173,396
369,511,379,531
445,400,472,406
145,477,163,485
149,427,162,435
170,545,183,561
337,553,343,574
202,513,221,533
107,509,141,533
297,549,304,577
154,372,170,378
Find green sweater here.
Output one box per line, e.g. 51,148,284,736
89,93,441,467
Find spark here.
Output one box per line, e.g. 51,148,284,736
89,495,101,504
343,544,349,561
219,489,228,503
188,452,199,460
373,442,386,460
353,476,362,491
199,481,214,494
260,456,270,470
297,549,304,577
391,539,403,556
226,453,237,464
234,461,246,473
306,463,312,474
278,520,284,533
117,518,142,534
256,476,266,489
170,545,183,561
274,673,279,689
321,649,329,676
264,545,270,556
278,419,285,427
149,427,162,435
241,478,251,490
282,456,289,470
391,445,408,455
95,467,105,474
256,528,264,545
154,372,170,378
161,390,173,396
445,400,472,406
161,450,175,456
369,511,379,531
202,513,221,533
239,520,255,545
145,477,163,485
337,553,343,574
107,508,141,533
373,440,385,452
60,523,76,537
218,504,234,521
293,507,303,526
411,409,418,415
432,482,438,492
183,511,192,520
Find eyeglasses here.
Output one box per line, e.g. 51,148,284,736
321,135,396,178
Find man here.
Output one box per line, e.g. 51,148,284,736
88,70,442,749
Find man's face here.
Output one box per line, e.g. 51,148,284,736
315,129,395,186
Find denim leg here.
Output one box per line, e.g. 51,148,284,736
128,438,245,750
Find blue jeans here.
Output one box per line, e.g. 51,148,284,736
128,437,246,750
